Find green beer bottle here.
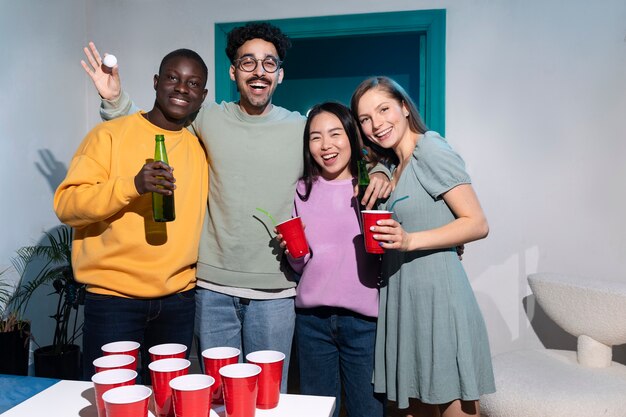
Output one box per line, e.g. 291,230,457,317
357,149,370,210
152,134,175,222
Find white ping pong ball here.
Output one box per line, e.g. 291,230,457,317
103,54,117,68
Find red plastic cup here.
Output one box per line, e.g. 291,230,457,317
245,350,285,409
149,343,188,362
149,358,191,417
101,341,140,363
93,354,136,373
201,347,240,404
219,363,262,417
102,385,152,417
361,210,393,254
92,368,137,417
169,374,215,417
276,216,309,258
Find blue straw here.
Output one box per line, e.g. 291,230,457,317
388,195,409,212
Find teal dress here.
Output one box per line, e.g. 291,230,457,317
373,131,496,408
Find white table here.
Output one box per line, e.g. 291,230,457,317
1,379,335,417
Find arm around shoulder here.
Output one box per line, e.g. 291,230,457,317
368,161,391,179
100,90,140,121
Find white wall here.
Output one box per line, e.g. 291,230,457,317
1,0,87,254
0,0,90,347
2,0,625,360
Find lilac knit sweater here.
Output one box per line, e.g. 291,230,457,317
288,177,380,318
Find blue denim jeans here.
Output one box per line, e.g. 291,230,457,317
296,307,385,417
194,288,295,392
82,289,195,383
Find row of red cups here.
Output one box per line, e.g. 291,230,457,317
91,341,190,417
91,341,285,417
202,347,286,416
91,341,144,417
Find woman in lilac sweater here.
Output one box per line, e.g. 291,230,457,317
277,102,385,417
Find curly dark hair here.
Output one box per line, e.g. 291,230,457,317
225,22,292,63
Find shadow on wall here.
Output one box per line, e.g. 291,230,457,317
523,294,626,365
35,149,67,193
474,291,514,354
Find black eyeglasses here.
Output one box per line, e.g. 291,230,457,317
234,56,282,73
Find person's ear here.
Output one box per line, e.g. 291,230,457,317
401,101,410,117
153,74,159,91
201,89,208,101
277,68,284,85
229,65,236,82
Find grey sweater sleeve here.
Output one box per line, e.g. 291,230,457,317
100,90,140,121
369,161,391,179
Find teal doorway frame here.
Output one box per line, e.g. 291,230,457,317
215,9,446,134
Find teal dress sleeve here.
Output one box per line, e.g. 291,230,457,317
412,131,471,199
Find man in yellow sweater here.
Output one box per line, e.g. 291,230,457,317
54,49,208,382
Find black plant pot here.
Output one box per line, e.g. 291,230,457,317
34,344,81,380
0,323,30,375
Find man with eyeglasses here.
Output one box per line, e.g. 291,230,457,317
81,22,391,392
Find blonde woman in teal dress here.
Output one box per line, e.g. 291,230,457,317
350,77,495,417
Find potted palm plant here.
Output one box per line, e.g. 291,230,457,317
14,225,86,380
0,242,60,375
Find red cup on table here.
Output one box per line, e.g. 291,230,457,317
245,350,285,409
149,358,191,417
361,210,393,254
149,343,188,362
93,354,136,373
276,217,309,258
219,363,262,417
201,346,240,404
92,368,137,417
101,341,140,364
169,374,215,417
102,384,152,417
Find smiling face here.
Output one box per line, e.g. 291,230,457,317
308,111,353,181
229,38,284,116
356,88,411,150
151,55,208,130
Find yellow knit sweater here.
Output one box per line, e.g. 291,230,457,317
54,112,208,298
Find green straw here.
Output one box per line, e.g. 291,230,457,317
388,195,409,212
255,207,277,227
